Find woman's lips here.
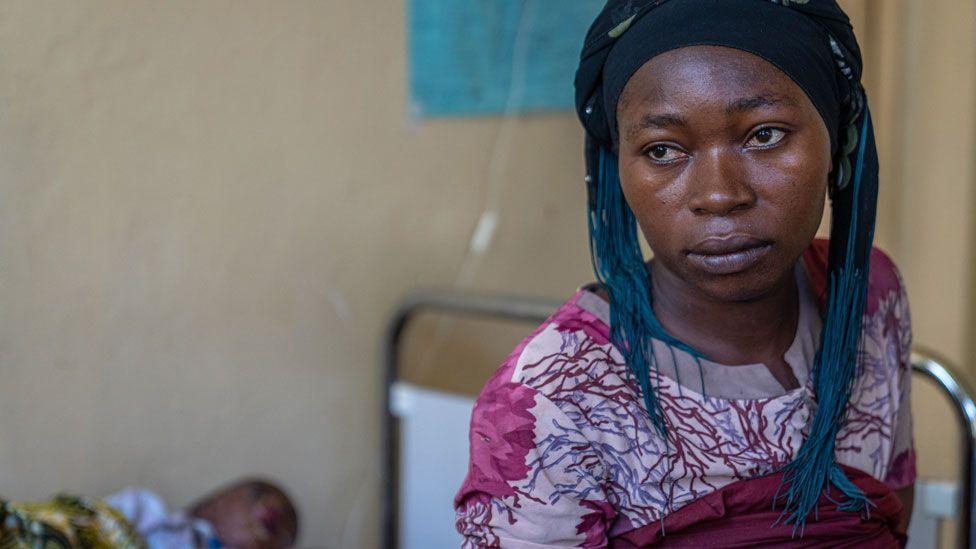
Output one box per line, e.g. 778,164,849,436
686,235,772,275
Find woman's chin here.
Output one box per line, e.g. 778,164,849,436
689,268,790,303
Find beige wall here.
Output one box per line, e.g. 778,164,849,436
859,1,976,544
864,0,976,371
0,2,593,546
0,2,972,548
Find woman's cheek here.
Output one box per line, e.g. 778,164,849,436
640,217,678,256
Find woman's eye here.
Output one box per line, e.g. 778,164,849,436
645,144,686,163
746,127,788,147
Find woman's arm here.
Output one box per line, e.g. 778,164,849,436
886,255,915,535
455,381,610,548
894,483,914,534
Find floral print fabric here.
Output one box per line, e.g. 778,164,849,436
454,242,914,547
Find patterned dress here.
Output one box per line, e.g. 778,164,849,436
454,241,915,547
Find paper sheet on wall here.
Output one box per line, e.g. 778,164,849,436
408,0,604,117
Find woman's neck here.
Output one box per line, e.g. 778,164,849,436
649,259,800,367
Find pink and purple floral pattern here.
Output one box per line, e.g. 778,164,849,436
455,242,914,547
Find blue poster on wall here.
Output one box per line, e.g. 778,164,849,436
408,1,604,117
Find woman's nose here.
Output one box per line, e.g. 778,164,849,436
687,149,756,216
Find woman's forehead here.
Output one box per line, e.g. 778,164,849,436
616,45,819,134
620,45,806,108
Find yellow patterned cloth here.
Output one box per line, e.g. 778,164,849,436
0,494,145,548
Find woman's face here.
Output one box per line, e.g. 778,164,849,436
615,45,831,302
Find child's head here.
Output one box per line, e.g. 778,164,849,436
189,478,298,549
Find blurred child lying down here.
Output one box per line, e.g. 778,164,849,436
0,477,298,548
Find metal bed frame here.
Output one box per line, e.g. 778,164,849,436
382,289,976,548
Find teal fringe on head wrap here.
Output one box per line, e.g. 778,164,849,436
587,147,666,436
585,101,880,534
774,102,879,534
586,145,704,439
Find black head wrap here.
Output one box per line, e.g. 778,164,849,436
574,0,879,532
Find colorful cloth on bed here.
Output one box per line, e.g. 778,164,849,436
0,494,144,548
105,488,220,549
454,241,915,547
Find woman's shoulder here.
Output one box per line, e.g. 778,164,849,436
802,238,907,315
474,288,619,403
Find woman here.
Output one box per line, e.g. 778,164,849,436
455,0,914,546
